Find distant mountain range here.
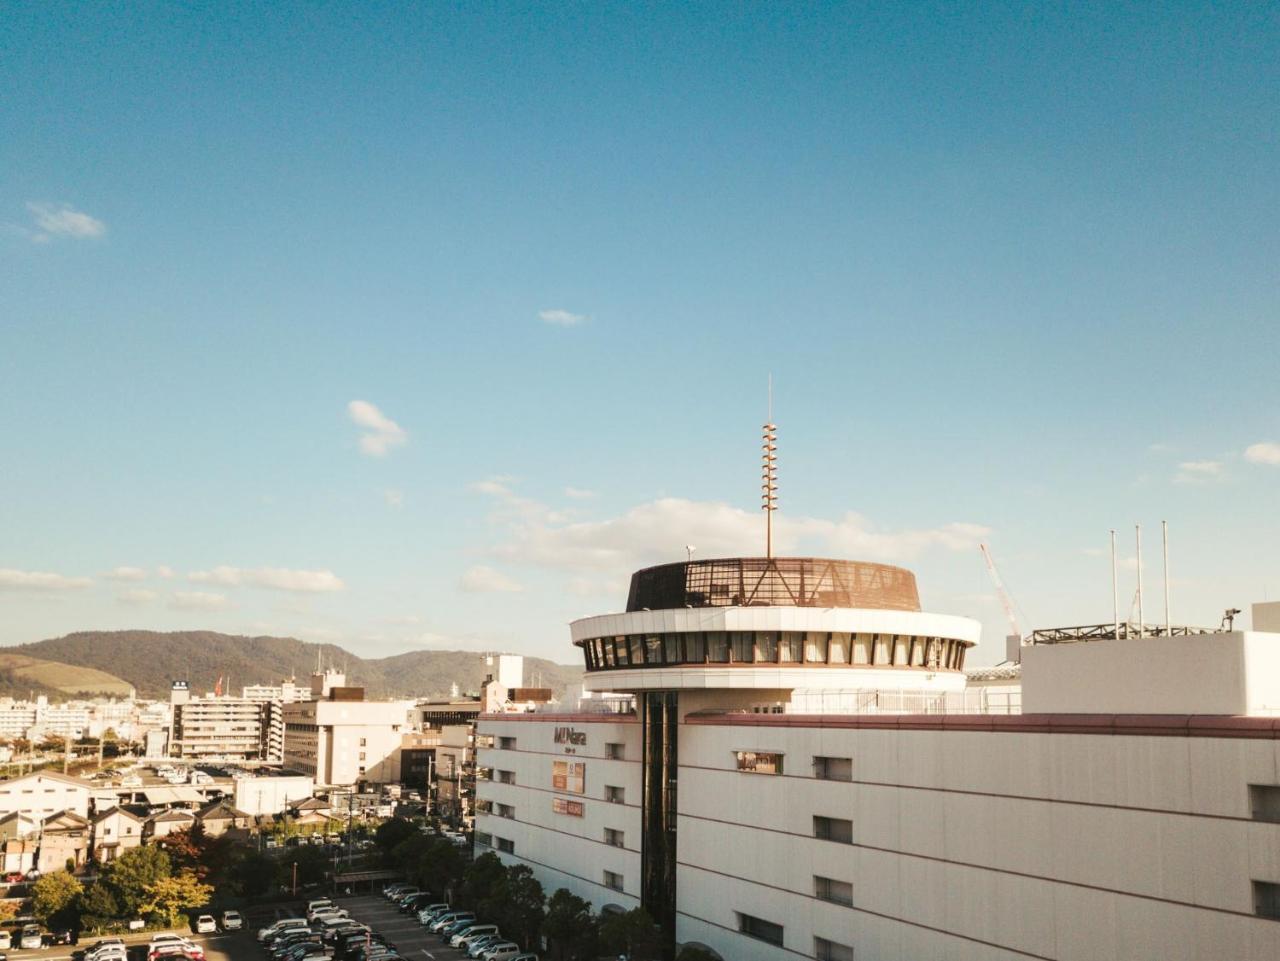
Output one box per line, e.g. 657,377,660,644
5,630,583,701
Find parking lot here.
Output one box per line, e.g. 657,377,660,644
0,892,488,961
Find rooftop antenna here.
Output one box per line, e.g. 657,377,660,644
1162,519,1171,637
761,375,778,558
685,545,696,562
1135,524,1144,637
1109,529,1119,638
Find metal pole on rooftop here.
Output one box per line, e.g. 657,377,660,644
1163,519,1171,637
1135,524,1144,637
1110,529,1119,638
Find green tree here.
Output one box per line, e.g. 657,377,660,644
102,845,171,916
459,851,507,910
483,864,544,950
230,850,279,898
417,837,465,896
675,947,721,961
31,871,83,928
140,871,213,926
543,888,598,961
288,846,329,888
374,817,417,854
78,882,121,932
599,908,662,961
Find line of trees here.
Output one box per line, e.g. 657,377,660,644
31,845,212,934
375,819,717,961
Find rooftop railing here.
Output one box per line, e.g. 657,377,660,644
701,688,1022,716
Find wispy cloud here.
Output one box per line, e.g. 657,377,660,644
383,489,405,508
0,569,93,592
472,482,988,577
169,591,230,611
1174,460,1224,484
117,589,158,605
25,202,106,242
537,308,587,327
105,566,148,581
1245,442,1280,465
459,565,525,594
564,486,596,499
155,565,175,579
348,400,407,456
188,566,345,593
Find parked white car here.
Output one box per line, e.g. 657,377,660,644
20,925,43,950
260,919,309,941
221,910,244,931
195,915,216,934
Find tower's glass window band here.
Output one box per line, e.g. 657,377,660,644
581,630,966,672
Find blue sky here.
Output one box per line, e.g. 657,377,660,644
2,2,1277,667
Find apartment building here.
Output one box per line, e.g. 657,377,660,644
168,682,277,760
281,673,413,787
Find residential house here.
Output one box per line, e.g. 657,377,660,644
195,800,251,838
145,809,195,840
0,812,39,843
90,807,145,863
37,810,90,873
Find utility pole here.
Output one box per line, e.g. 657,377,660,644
62,735,70,775
1110,529,1119,638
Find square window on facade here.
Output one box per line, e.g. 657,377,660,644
605,785,625,804
606,742,625,761
814,815,853,844
1256,881,1280,919
815,936,854,961
734,751,784,775
603,870,623,891
814,756,853,781
814,876,853,906
1250,785,1280,822
604,827,625,847
737,913,784,947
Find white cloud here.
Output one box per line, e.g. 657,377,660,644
537,308,587,327
155,565,175,578
384,489,405,508
0,569,93,592
460,565,525,594
187,566,345,593
474,483,988,576
170,591,230,610
347,400,407,457
105,566,148,581
26,202,106,242
1245,442,1280,465
1174,460,1224,484
117,589,158,605
564,486,596,499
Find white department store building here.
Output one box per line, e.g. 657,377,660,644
475,556,1280,961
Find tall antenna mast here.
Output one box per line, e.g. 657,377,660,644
761,376,778,557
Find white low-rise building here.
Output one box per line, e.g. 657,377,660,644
477,556,1280,961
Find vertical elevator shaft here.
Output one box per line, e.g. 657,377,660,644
641,691,679,959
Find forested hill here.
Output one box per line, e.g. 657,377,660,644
13,630,582,701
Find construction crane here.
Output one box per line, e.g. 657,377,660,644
983,545,1024,642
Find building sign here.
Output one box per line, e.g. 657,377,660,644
553,727,587,746
552,759,586,794
552,797,584,817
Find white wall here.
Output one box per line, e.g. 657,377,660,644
475,716,642,912
1022,632,1280,715
675,718,1280,961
